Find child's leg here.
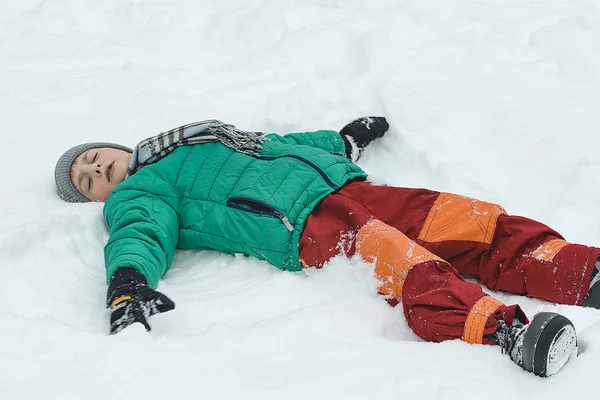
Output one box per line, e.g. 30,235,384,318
438,213,600,306
299,191,525,343
333,181,600,306
354,218,525,342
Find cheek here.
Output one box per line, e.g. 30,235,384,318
92,181,115,201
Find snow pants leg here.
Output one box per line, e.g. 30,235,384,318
298,181,600,343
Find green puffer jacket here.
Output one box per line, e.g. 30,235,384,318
103,130,368,288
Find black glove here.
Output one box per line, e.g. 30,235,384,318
339,116,389,161
107,268,175,335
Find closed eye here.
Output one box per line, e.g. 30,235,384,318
92,151,98,163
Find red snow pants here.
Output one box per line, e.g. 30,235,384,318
298,181,600,344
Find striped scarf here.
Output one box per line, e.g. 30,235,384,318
127,119,266,176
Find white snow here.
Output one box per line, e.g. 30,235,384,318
2,0,600,398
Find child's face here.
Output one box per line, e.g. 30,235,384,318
70,147,132,202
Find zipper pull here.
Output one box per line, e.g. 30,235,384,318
281,216,294,232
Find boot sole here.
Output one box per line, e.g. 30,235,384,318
521,312,578,377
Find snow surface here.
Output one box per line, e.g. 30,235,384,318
2,0,600,398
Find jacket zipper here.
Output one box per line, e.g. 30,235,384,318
227,197,294,232
258,155,340,190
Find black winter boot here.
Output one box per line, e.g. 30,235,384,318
488,312,577,377
583,257,600,308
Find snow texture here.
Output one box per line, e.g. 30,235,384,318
2,0,600,398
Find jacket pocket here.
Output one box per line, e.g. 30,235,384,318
227,197,294,232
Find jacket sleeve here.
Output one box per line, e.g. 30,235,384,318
103,191,179,289
266,130,347,155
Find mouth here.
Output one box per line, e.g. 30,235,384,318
106,162,115,182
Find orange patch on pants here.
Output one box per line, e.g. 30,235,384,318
463,296,504,344
418,193,506,244
356,219,443,299
530,239,570,262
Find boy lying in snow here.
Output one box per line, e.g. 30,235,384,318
55,117,600,377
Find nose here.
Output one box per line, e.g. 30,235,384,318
83,162,103,177
93,164,102,176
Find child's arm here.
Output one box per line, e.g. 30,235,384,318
267,117,389,161
266,130,347,155
103,192,179,289
102,192,179,333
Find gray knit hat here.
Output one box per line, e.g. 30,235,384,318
54,142,133,203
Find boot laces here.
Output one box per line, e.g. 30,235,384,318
493,320,528,366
